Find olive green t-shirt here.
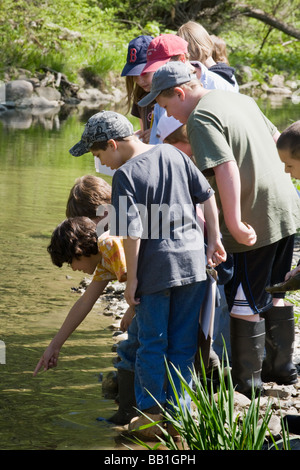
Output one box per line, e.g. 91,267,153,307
187,90,300,253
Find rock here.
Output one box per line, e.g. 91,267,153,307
286,80,299,90
1,79,63,109
113,332,128,343
5,80,33,101
35,86,61,101
102,370,118,399
291,89,300,104
264,415,282,437
77,88,115,104
267,87,292,95
270,74,285,88
239,80,260,91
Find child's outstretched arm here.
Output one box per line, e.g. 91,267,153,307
203,194,227,267
214,160,257,247
33,279,108,376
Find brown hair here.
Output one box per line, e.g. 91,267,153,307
164,124,189,145
125,76,146,114
210,35,229,65
89,136,131,152
47,217,98,267
177,21,214,63
277,121,300,160
66,175,111,219
159,79,200,99
164,124,196,165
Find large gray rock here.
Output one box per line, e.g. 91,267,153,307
5,80,33,101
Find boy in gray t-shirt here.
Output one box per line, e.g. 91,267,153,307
69,110,226,440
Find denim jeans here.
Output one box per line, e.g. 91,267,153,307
134,281,206,412
116,315,139,372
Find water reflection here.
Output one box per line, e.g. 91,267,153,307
0,107,61,130
0,96,299,450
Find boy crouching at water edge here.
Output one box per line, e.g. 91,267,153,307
34,174,138,425
67,174,139,425
68,110,226,439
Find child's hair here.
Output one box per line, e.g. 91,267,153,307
210,34,229,65
177,21,214,63
48,217,98,267
164,124,189,145
125,77,146,114
277,121,300,160
90,135,134,152
163,124,196,165
159,78,200,99
66,175,111,219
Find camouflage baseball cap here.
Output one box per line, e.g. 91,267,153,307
69,111,134,157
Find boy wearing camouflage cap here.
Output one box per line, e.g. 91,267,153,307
69,110,226,439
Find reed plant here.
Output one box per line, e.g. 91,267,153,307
131,347,292,451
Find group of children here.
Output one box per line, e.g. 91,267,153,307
33,22,300,441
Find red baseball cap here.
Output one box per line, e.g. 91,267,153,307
141,34,188,75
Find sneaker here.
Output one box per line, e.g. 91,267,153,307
128,413,163,441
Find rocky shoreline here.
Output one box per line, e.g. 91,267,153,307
0,66,300,116
0,67,125,112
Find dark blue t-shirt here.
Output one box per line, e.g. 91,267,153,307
111,144,213,296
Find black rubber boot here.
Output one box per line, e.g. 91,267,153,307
283,415,300,435
107,369,137,425
261,305,298,385
230,317,265,398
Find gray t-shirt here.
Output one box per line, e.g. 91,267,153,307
187,90,300,253
111,144,213,296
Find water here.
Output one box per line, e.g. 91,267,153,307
0,106,134,450
0,96,299,450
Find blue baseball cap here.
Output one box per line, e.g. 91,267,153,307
121,35,154,77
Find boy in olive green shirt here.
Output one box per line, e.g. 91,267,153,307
139,61,300,397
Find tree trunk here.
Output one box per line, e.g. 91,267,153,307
236,4,300,40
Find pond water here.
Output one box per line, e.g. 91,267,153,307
0,96,299,451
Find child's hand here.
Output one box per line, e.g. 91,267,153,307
285,264,300,281
120,306,135,332
124,278,140,307
231,222,257,246
33,344,60,376
207,239,227,268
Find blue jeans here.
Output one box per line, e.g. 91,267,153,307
116,315,139,372
134,281,206,412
